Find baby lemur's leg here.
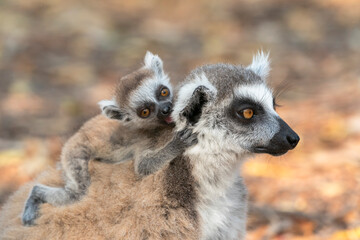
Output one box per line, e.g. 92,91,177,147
135,127,198,176
22,134,93,226
22,184,75,225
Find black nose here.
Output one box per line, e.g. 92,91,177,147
256,118,300,156
161,106,171,115
287,134,300,149
159,102,172,117
274,118,300,150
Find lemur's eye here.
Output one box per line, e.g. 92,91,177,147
140,108,150,118
160,88,169,97
241,108,254,119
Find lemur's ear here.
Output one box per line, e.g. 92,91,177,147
173,73,217,126
144,51,164,78
247,51,271,80
98,100,130,121
181,85,213,125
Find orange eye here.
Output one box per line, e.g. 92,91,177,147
242,109,254,119
161,88,169,97
140,108,150,118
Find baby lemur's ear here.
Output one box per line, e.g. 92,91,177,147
98,100,130,121
144,51,164,78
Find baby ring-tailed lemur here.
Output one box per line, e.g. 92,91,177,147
22,52,198,226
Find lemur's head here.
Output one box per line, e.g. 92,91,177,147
173,51,299,157
99,51,174,129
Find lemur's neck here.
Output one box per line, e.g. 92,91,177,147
183,129,249,240
185,129,248,197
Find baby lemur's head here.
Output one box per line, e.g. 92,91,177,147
99,52,174,129
173,51,299,157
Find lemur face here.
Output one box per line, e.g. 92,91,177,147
173,52,299,156
226,81,299,156
129,76,174,127
99,52,174,129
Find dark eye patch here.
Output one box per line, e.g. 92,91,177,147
156,85,171,101
136,102,156,118
228,98,265,124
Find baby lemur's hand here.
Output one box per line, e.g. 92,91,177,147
135,127,198,176
173,128,198,150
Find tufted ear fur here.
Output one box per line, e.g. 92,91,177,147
181,85,213,125
144,51,164,78
247,51,271,80
98,100,130,121
172,73,217,127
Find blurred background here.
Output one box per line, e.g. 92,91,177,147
0,0,360,239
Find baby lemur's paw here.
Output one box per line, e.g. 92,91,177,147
174,128,198,149
22,186,43,226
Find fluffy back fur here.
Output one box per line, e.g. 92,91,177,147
0,160,199,240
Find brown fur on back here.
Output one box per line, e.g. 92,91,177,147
0,158,199,240
62,114,173,165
